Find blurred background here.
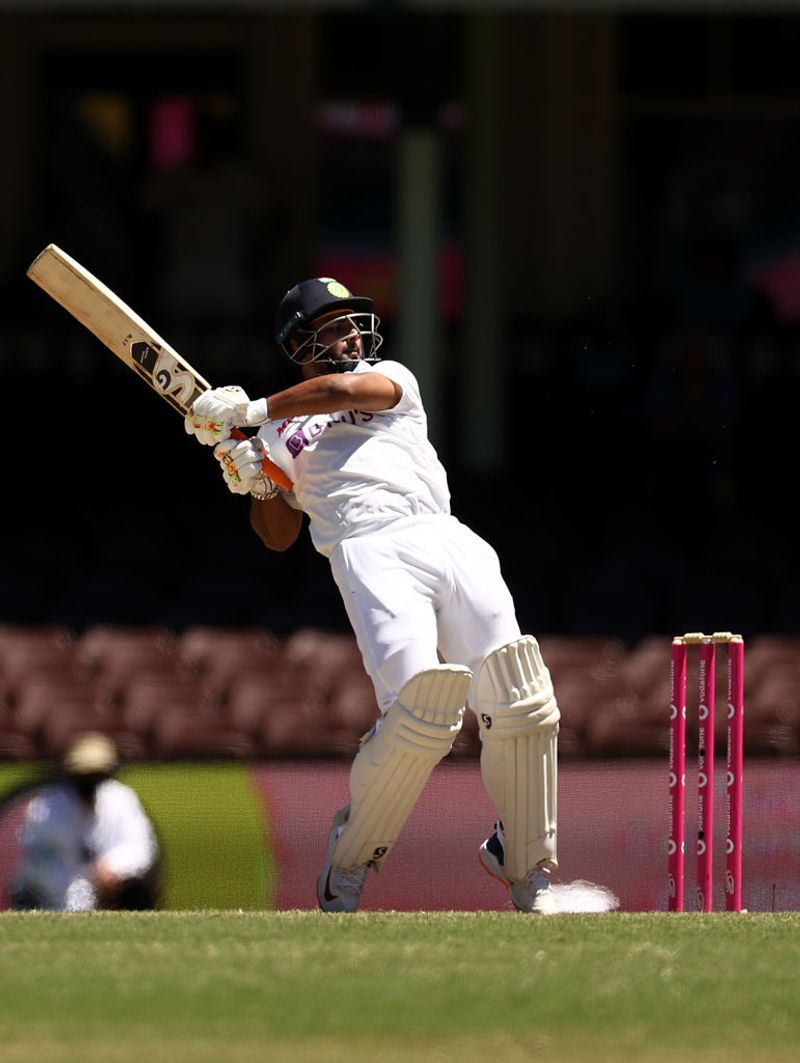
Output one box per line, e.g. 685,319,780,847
1,1,799,911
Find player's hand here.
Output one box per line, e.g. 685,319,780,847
93,861,123,900
214,437,279,498
184,386,270,446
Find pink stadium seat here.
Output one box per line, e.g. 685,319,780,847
584,691,670,757
178,626,278,671
257,690,349,757
11,680,104,745
120,678,215,741
326,673,380,736
738,673,800,755
151,711,257,759
620,636,674,698
451,709,480,759
747,674,800,727
177,627,285,699
743,636,800,693
552,669,635,759
0,727,38,760
0,624,75,659
284,628,366,698
39,709,147,760
75,626,178,698
226,675,324,758
0,636,79,704
538,635,627,686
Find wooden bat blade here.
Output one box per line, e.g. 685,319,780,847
27,244,292,491
27,244,210,416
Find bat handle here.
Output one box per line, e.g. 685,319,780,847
230,427,293,491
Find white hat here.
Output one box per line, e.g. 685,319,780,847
62,733,119,775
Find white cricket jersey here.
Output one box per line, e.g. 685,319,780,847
13,779,158,910
258,360,451,557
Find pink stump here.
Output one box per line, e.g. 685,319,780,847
669,640,687,912
726,638,745,911
696,639,716,912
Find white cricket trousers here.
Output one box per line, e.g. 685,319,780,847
329,514,521,712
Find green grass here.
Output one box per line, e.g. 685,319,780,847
0,912,798,1062
0,763,274,910
120,764,273,910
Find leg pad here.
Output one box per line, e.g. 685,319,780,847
331,664,472,869
474,637,559,880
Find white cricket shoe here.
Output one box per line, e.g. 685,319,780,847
316,805,370,914
479,821,558,914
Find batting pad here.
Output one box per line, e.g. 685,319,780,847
330,664,473,870
474,636,560,881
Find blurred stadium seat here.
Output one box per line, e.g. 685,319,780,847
0,625,797,759
11,679,106,753
226,673,320,738
451,709,480,759
326,672,379,736
256,686,347,758
151,711,257,760
177,626,284,698
120,677,215,746
0,723,38,760
39,708,147,761
75,625,178,704
0,624,75,657
0,625,78,704
284,627,367,696
584,691,670,757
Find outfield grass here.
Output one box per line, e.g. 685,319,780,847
120,764,273,909
0,911,798,1062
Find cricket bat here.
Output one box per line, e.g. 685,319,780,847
26,243,292,491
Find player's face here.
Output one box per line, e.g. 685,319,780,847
298,312,364,377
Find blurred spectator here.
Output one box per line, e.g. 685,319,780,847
9,733,158,911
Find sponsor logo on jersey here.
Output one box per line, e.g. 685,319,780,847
283,411,377,459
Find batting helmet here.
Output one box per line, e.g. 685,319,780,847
274,278,382,370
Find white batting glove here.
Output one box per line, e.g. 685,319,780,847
184,386,270,446
214,437,279,499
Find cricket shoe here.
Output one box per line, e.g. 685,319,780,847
479,821,558,914
316,805,369,914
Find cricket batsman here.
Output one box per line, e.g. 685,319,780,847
184,278,561,913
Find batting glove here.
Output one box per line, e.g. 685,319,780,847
185,386,270,446
214,436,279,499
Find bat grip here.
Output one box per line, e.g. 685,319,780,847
231,427,293,491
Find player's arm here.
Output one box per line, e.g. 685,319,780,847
266,372,402,419
249,492,304,552
185,372,402,445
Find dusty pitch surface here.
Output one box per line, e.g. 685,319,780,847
0,911,798,1062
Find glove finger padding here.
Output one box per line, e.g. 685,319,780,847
221,465,255,495
213,438,238,462
215,435,269,495
215,438,267,466
185,385,253,446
